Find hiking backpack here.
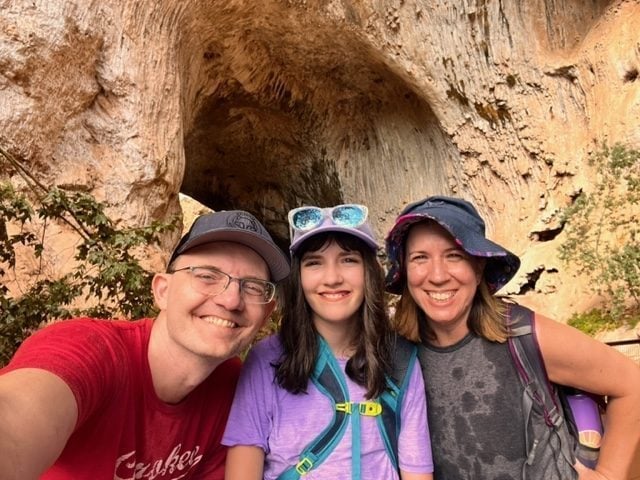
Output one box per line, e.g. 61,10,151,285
507,303,602,477
277,335,417,480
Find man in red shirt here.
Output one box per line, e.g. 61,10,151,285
0,210,290,479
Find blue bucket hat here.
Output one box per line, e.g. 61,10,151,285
385,196,520,294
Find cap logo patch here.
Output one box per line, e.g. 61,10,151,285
226,212,262,233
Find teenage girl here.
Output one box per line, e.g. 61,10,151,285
222,204,434,480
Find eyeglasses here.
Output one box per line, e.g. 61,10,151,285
168,266,276,304
288,204,369,238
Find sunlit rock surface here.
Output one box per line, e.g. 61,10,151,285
1,0,639,320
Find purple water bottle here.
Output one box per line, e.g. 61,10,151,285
565,391,603,469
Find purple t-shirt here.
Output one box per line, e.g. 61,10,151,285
222,335,433,479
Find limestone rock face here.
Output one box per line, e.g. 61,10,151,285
1,0,639,321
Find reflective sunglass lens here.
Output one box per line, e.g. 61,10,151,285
332,205,366,227
292,208,323,231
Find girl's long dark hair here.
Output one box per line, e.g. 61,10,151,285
275,232,393,399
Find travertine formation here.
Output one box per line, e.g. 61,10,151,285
1,0,639,323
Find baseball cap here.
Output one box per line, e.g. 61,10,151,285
169,210,290,282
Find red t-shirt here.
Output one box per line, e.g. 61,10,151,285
2,318,241,479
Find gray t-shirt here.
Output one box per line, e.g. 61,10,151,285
419,333,526,479
419,331,578,480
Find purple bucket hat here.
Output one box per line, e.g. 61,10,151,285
385,196,520,294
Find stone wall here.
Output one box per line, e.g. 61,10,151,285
1,0,639,322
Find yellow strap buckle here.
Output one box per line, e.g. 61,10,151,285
358,401,382,416
295,457,313,475
335,402,353,414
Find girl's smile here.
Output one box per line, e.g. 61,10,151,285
300,241,365,332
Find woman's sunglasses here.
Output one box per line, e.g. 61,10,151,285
288,204,369,238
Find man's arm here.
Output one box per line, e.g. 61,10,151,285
0,368,78,479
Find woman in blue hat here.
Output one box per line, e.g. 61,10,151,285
223,204,434,480
385,196,640,480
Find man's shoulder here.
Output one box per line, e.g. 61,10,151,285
36,317,148,332
196,357,243,403
28,318,148,349
212,356,243,380
3,318,152,372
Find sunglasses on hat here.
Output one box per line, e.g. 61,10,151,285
288,204,369,238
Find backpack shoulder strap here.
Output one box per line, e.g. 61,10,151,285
277,337,351,480
277,336,417,480
387,335,418,388
506,303,563,429
506,304,582,474
378,335,418,470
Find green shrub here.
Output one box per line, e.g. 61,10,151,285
560,142,640,323
567,309,621,336
0,146,178,366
